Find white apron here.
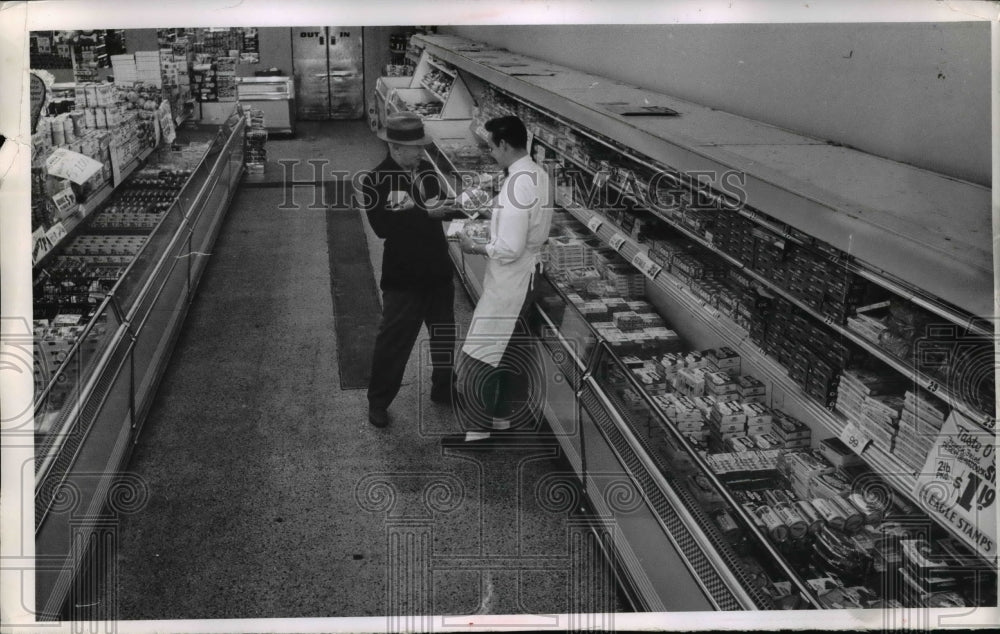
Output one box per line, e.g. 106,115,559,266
461,161,549,367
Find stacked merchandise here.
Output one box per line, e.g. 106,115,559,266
834,368,906,456
192,62,217,102
88,166,192,231
34,156,193,414
244,109,267,175
30,81,161,221
32,314,109,423
391,90,441,118
29,32,74,69
545,236,589,273
893,389,948,472
711,209,868,326
753,295,864,408
112,51,163,88
383,64,413,77
420,68,453,100
214,56,237,102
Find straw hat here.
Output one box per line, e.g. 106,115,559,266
377,112,433,145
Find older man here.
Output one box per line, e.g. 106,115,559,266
360,112,463,428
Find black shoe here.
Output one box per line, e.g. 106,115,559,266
368,406,390,428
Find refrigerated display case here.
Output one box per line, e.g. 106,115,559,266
376,51,475,125
395,32,997,611
32,105,246,620
236,76,295,135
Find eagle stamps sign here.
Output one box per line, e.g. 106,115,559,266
914,411,996,560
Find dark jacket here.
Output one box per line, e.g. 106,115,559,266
361,155,457,290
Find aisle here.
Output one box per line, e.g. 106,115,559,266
113,122,625,621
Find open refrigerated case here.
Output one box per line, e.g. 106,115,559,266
31,104,246,620
386,32,998,612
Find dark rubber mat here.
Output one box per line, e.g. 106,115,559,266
326,181,380,389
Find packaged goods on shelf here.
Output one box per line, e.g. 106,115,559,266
818,437,864,468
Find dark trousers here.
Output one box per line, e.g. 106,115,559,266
456,273,543,431
368,281,456,410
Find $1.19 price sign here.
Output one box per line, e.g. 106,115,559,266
914,411,997,560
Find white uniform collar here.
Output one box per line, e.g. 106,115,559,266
507,155,534,174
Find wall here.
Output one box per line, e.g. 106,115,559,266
238,27,293,77
442,24,989,186
363,26,413,118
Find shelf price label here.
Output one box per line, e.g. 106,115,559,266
631,251,662,281
839,420,872,454
609,233,627,252
32,227,53,265
913,411,997,559
586,216,603,233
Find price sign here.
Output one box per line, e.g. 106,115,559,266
839,420,872,454
914,411,997,559
631,251,662,281
158,100,176,144
32,227,53,264
45,148,104,185
45,221,67,247
586,216,603,233
609,233,627,252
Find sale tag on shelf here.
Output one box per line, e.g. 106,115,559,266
609,233,627,252
158,100,176,145
45,221,67,247
839,420,872,454
631,251,662,281
32,227,53,265
913,411,997,560
586,216,603,233
45,148,104,185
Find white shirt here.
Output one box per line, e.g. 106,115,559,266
484,155,553,265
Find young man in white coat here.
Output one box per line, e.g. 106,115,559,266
444,116,554,447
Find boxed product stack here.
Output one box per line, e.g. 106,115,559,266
770,409,812,449
111,53,138,84
192,63,217,102
708,400,748,443
215,56,237,101
737,375,767,404
743,402,773,434
897,539,966,607
134,51,163,87
546,236,589,272
835,368,906,454
893,390,948,471
704,370,739,402
604,262,645,299
781,449,836,501
244,109,267,175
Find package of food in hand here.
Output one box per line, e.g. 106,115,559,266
464,219,491,243
457,186,493,213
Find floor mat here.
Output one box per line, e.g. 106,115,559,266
326,180,380,389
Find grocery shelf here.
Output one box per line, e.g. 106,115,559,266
426,56,457,78
33,143,154,270
545,140,995,432
530,104,991,339
419,78,448,103
555,190,994,567
416,34,991,321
